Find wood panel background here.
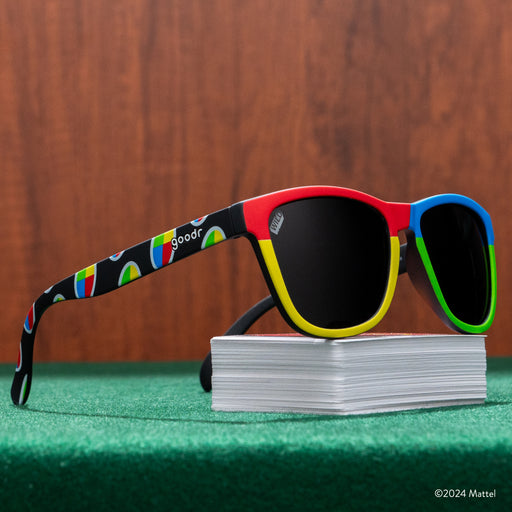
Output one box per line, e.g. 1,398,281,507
1,0,511,364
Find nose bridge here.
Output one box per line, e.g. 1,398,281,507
385,202,411,236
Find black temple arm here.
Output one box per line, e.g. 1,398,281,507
12,205,246,406
199,295,275,392
399,242,407,275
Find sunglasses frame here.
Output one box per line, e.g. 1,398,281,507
11,186,496,406
242,186,409,338
242,187,496,339
407,194,496,334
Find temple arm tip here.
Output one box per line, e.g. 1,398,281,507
11,370,31,406
199,352,213,392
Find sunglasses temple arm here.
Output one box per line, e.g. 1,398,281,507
399,242,407,275
199,295,276,392
11,205,245,406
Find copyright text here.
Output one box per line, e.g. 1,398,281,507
434,489,496,499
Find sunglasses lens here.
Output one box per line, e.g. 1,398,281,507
420,204,491,325
268,197,390,329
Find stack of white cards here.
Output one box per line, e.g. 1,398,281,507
210,334,487,415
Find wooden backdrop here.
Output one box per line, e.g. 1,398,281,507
1,0,510,364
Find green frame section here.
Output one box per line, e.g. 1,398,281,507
415,238,497,333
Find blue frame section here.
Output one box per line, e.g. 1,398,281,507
409,194,495,244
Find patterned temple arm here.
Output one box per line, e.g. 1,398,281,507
11,204,246,406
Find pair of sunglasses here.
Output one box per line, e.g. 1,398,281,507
11,186,496,405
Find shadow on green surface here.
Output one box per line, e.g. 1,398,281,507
16,397,512,425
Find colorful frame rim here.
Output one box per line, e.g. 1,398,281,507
242,186,411,338
242,187,496,338
409,194,496,333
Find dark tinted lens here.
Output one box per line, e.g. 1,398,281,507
420,204,491,325
269,197,390,329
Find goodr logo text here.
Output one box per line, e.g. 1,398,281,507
171,228,203,251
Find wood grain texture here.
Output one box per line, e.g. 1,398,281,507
1,0,510,363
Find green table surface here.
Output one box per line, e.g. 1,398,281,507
1,359,511,512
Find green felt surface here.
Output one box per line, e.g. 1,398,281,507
1,359,511,512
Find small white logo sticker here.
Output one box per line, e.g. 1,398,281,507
270,211,284,235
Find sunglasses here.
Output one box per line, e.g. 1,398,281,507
11,186,496,406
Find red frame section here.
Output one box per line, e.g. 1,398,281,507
242,186,411,239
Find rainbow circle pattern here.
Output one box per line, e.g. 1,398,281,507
16,343,22,372
23,303,36,334
110,251,125,261
191,216,208,226
150,229,175,269
74,264,97,299
118,261,142,287
201,226,226,250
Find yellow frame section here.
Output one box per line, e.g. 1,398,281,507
258,237,401,338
